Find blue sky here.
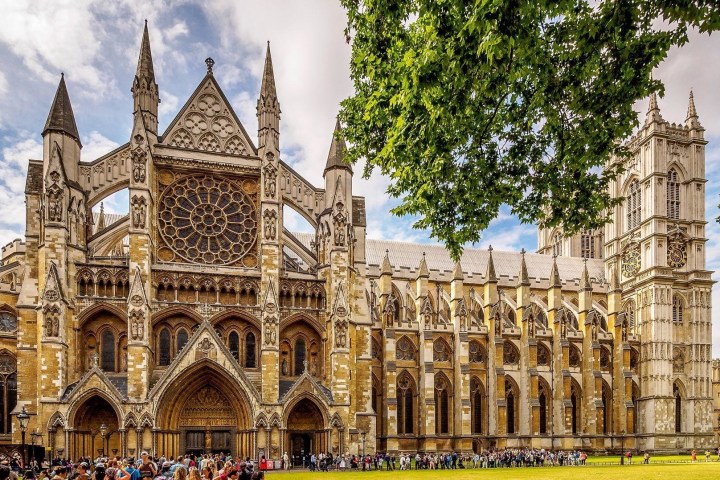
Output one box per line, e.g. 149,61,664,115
0,1,718,351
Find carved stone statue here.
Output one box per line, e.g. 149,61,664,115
131,195,147,229
281,357,288,376
263,164,277,199
132,148,147,183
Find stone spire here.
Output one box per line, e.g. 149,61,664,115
550,254,561,288
97,202,106,231
518,248,530,287
42,74,81,145
486,246,497,283
580,258,592,291
645,91,664,126
260,42,277,101
452,260,463,281
324,117,352,175
686,89,702,130
381,249,393,275
257,42,280,150
417,252,429,279
132,20,159,134
136,21,155,81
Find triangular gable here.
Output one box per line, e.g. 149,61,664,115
261,277,278,312
127,266,148,308
331,282,348,317
161,74,257,156
61,366,125,403
42,262,66,304
148,320,261,403
280,370,333,405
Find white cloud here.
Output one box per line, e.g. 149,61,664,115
0,136,42,236
0,71,7,96
0,0,112,94
82,131,120,162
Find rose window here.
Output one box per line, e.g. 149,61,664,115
622,243,641,277
158,174,257,265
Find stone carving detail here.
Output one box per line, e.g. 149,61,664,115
46,177,64,223
132,147,147,183
537,343,550,366
196,337,217,360
263,164,277,198
456,298,468,331
502,340,519,365
263,209,277,240
469,341,484,363
43,304,61,337
263,316,278,346
334,318,348,348
333,201,347,246
131,195,147,229
569,344,581,368
667,228,687,269
396,337,415,361
673,347,685,373
421,298,433,330
129,309,145,341
622,241,641,277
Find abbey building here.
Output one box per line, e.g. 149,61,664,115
0,24,715,460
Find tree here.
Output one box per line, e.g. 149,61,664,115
339,0,720,258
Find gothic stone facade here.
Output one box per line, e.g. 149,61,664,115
0,26,714,459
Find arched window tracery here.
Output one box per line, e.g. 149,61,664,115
101,330,116,372
672,295,684,323
159,328,171,366
667,168,680,219
434,374,451,434
626,179,642,230
396,373,415,435
294,338,306,375
470,377,484,434
0,352,17,435
245,332,256,368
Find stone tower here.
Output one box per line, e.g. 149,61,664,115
603,91,713,450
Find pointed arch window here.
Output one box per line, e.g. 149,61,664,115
570,382,581,434
505,378,518,434
101,330,116,372
0,352,17,434
552,232,563,256
538,381,550,434
602,381,612,434
245,332,256,368
434,375,450,434
674,383,682,433
470,377,483,434
667,168,680,220
159,328,171,366
627,180,642,230
294,338,306,375
176,328,189,353
581,229,595,259
228,331,240,362
397,373,415,434
672,295,683,323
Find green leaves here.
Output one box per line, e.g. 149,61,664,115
339,0,719,259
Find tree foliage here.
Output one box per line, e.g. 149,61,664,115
339,0,720,258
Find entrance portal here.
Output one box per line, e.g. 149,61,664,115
70,395,120,458
154,361,254,458
286,398,326,466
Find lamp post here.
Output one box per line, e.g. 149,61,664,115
620,430,626,465
100,424,108,458
17,406,30,468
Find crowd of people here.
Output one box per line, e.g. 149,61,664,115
0,451,263,480
292,448,592,471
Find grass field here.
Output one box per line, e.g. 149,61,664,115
266,462,720,479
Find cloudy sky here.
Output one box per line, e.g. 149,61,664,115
0,1,718,350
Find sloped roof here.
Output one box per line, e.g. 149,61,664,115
43,75,81,144
290,231,605,286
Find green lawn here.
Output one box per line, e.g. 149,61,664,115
266,462,720,479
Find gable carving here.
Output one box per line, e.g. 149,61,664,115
162,78,254,156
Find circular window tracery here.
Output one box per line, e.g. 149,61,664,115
158,174,257,265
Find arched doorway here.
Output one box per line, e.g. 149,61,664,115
71,394,121,458
285,398,326,466
155,361,253,458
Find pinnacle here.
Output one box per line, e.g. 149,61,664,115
486,246,497,283
686,89,702,129
417,252,429,278
136,21,155,81
645,91,664,125
518,248,530,287
381,249,393,275
580,258,592,291
452,260,463,281
550,254,562,288
97,202,106,231
260,42,277,100
43,74,81,145
325,116,351,174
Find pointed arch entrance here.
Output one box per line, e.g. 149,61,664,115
155,361,254,458
285,397,327,466
69,394,121,458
